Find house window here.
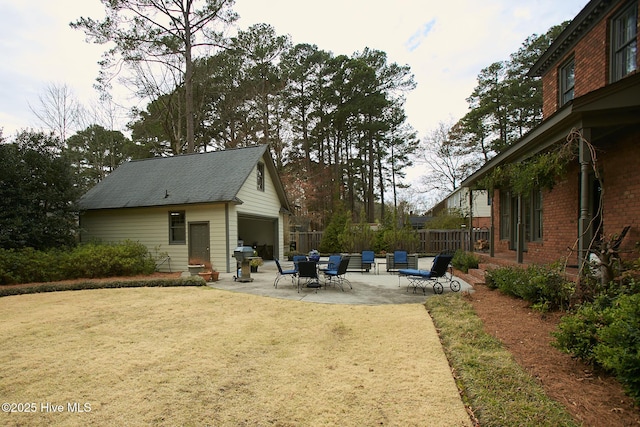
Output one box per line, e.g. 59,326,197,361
559,58,575,106
611,2,638,82
169,211,186,244
532,189,543,242
257,163,265,191
499,189,543,243
499,190,511,240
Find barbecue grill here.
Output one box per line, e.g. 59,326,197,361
233,246,256,282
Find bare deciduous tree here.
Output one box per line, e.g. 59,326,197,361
418,119,480,202
29,82,81,143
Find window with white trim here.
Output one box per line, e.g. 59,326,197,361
611,2,638,82
257,163,265,191
560,58,575,106
169,211,186,244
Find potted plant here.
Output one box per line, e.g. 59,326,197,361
197,261,219,282
250,251,264,272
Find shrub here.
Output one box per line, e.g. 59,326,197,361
451,250,479,273
553,253,640,403
0,241,156,285
594,293,640,401
319,209,348,253
484,264,574,310
0,276,205,298
554,293,640,402
552,297,613,364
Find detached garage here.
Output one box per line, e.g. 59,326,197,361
78,145,290,273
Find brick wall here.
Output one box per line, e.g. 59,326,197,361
599,130,640,257
490,129,640,265
491,172,579,265
541,2,638,118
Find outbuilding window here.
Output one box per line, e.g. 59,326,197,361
169,211,186,244
257,163,265,191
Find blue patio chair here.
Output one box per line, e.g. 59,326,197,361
319,255,342,274
323,257,352,291
393,250,408,270
274,258,297,288
361,250,376,273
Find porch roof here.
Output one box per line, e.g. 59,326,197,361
461,73,640,189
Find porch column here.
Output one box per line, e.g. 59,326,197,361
517,193,524,264
468,188,474,252
578,128,592,271
489,190,495,257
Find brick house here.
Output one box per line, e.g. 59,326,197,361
461,0,639,269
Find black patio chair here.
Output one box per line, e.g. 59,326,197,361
297,260,321,293
398,253,460,295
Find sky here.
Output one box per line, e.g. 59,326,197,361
0,0,588,203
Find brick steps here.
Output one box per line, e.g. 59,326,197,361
453,263,502,287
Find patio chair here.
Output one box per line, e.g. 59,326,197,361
323,257,352,291
297,260,321,293
293,254,308,262
361,250,376,273
274,258,297,288
292,255,308,272
319,255,342,274
393,250,409,270
398,253,460,295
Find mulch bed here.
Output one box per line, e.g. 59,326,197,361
466,283,640,427
0,272,183,292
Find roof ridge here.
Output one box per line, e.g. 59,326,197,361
127,144,266,163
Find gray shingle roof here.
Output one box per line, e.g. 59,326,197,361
79,145,272,210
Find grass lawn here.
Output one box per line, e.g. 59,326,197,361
0,287,470,426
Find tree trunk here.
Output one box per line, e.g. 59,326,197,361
184,10,195,153
367,124,375,223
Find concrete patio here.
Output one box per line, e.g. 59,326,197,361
202,256,474,305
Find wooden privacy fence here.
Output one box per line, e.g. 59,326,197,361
288,231,323,254
416,229,487,253
289,228,490,255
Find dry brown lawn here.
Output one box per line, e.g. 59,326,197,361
0,287,470,426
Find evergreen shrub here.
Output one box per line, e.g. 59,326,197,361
0,241,156,285
485,263,574,310
451,250,479,273
553,293,640,402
